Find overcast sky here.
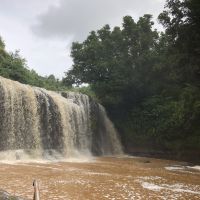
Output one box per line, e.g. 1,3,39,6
0,0,165,79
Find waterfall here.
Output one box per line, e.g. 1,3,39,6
0,76,123,160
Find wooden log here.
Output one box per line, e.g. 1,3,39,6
33,180,40,200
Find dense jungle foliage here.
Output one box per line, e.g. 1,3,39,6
0,37,95,96
64,0,200,157
0,0,199,158
0,38,66,91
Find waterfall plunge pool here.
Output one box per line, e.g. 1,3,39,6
0,156,200,200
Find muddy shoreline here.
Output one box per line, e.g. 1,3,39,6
124,147,200,164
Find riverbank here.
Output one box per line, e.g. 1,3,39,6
124,145,200,164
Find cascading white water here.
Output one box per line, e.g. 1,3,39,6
0,76,123,161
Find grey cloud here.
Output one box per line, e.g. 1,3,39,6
0,0,165,79
32,0,165,41
0,0,59,20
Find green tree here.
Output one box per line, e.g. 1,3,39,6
64,15,159,108
0,36,66,91
0,36,5,49
158,0,200,84
64,2,200,159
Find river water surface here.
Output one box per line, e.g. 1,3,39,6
0,156,200,200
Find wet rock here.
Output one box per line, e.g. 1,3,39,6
0,189,26,200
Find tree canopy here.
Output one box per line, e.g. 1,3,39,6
64,0,200,156
0,38,67,91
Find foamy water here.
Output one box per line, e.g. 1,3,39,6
0,157,199,200
0,149,94,165
0,76,123,160
165,165,200,174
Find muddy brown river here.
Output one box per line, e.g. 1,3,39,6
0,156,200,200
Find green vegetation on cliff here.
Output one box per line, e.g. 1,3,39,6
63,0,200,156
0,37,66,91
